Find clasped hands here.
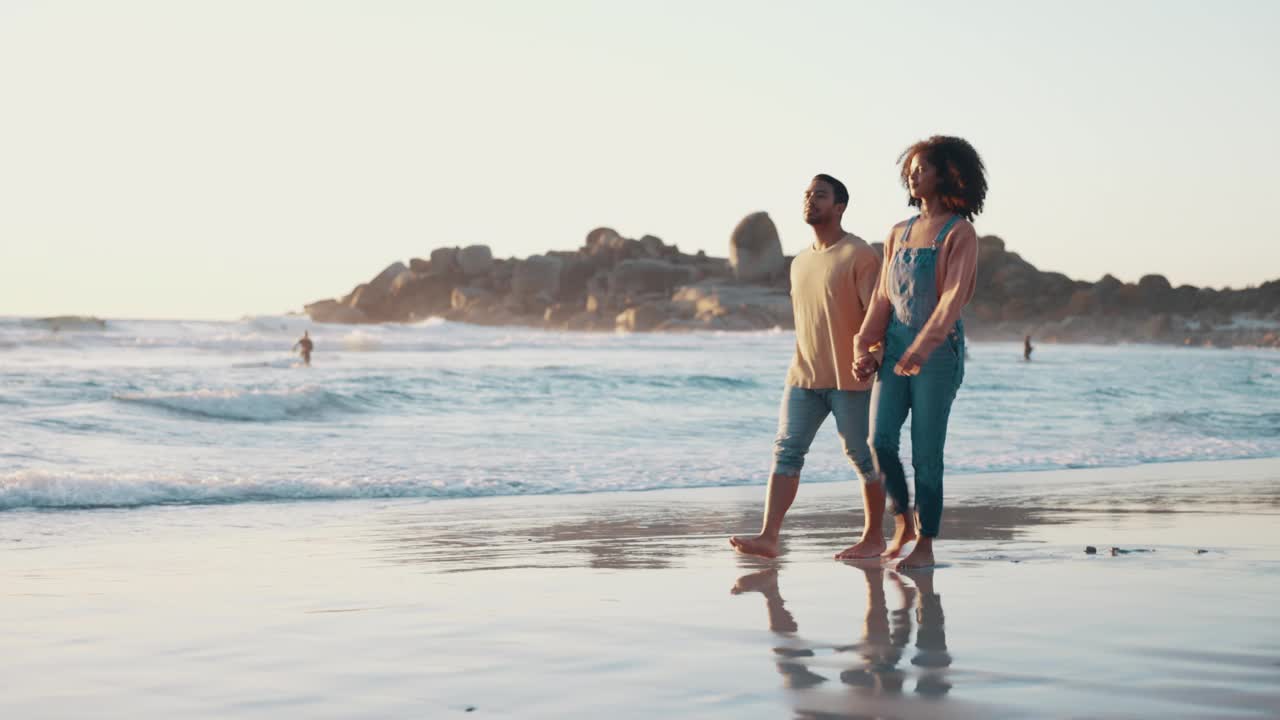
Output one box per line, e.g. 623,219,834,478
852,342,924,381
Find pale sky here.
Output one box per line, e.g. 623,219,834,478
2,0,1277,320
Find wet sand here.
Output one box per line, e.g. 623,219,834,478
5,457,1280,718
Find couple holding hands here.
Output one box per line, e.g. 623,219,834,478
731,135,988,571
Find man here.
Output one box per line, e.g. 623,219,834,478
293,330,314,366
730,174,885,559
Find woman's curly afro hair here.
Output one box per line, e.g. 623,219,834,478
899,136,988,221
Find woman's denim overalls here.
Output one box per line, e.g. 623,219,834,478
870,215,966,537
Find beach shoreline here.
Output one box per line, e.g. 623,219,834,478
6,457,1280,718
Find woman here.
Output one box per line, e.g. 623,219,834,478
851,136,987,570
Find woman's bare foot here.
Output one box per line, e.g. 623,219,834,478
895,537,935,571
882,513,917,559
730,533,780,558
731,567,779,595
834,533,887,560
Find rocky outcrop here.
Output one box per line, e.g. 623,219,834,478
307,226,748,332
457,245,494,277
615,303,674,333
965,236,1280,347
670,283,793,330
608,259,697,299
729,212,785,282
304,299,368,325
511,255,563,300
303,216,1279,347
451,286,493,311
347,262,408,318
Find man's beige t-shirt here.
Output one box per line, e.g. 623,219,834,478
785,233,882,391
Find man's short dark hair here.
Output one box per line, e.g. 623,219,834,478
813,173,849,207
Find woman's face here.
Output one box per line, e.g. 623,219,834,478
907,153,938,200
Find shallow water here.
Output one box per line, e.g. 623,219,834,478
2,315,1278,511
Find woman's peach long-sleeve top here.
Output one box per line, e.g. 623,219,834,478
854,218,979,361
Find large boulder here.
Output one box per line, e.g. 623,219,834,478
1167,285,1201,314
390,270,419,293
671,282,793,329
608,259,697,298
349,262,409,318
1138,274,1173,294
582,227,645,265
585,292,619,316
503,292,553,317
430,248,460,275
445,295,520,327
584,227,626,254
305,299,369,324
457,245,494,277
384,271,458,321
1093,274,1124,302
340,283,366,306
543,302,586,329
1137,274,1174,310
615,303,673,332
451,286,493,310
977,235,1006,255
512,255,564,299
557,256,600,303
639,234,670,258
729,212,785,282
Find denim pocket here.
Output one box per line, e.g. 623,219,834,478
951,335,966,390
946,332,961,359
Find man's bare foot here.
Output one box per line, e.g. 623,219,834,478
895,542,935,571
834,534,887,560
730,534,780,558
882,514,917,559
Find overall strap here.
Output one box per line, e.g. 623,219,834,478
899,215,920,249
933,215,960,247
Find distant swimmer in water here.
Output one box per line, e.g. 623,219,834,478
1024,335,1033,361
293,331,314,366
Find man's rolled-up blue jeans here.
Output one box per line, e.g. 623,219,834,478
771,385,878,483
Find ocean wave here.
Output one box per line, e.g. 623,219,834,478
1141,410,1280,438
230,358,299,369
7,450,1276,513
113,386,359,422
0,470,385,510
1083,386,1141,399
531,368,758,391
646,374,759,390
0,314,792,355
19,316,107,332
0,469,617,511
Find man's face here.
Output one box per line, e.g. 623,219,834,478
803,179,840,225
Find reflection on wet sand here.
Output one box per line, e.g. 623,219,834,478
371,492,1062,573
733,565,959,718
